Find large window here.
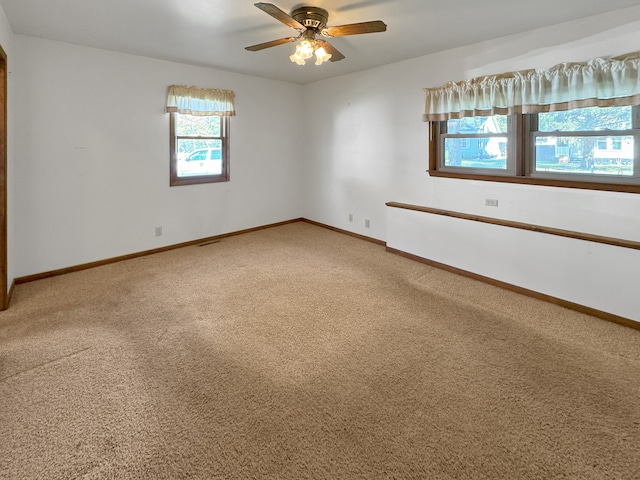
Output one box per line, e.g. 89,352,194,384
165,85,235,187
430,105,640,190
424,51,640,192
532,106,637,179
170,113,229,186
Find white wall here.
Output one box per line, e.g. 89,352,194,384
302,6,640,321
0,4,14,292
13,36,304,277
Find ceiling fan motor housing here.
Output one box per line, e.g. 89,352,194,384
291,6,329,31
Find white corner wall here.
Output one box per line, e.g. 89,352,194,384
13,36,304,277
301,6,640,322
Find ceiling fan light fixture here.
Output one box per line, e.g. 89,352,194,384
289,51,306,65
314,46,332,65
289,38,331,66
298,39,315,58
289,39,315,65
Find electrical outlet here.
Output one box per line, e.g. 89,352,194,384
365,219,370,228
485,199,499,207
155,226,163,236
349,213,353,222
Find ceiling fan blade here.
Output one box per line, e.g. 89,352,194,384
254,3,305,31
323,20,387,37
245,37,298,51
316,40,345,62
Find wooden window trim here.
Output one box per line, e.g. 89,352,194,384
428,108,640,194
169,113,230,187
426,169,640,194
431,117,515,177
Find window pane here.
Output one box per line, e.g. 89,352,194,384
534,136,634,176
447,116,508,134
176,113,221,136
444,137,508,169
538,106,632,132
176,139,223,177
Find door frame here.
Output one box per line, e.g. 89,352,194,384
0,45,8,310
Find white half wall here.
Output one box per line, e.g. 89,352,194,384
301,6,640,322
13,36,304,277
387,207,640,322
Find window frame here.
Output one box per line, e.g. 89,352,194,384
169,112,230,187
428,106,640,194
432,115,520,177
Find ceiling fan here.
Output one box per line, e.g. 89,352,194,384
245,3,387,65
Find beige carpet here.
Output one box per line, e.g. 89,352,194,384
1,222,639,479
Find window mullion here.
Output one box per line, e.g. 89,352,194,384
532,130,636,138
513,114,526,176
633,105,640,129
442,133,508,138
176,135,222,141
633,106,640,178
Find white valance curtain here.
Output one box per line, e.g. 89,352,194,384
166,85,236,116
423,51,640,121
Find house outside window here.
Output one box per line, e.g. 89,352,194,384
532,106,636,178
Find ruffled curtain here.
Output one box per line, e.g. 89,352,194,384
166,85,236,116
423,51,640,121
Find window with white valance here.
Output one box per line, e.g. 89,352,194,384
166,85,236,187
423,51,640,121
166,85,236,117
424,52,640,192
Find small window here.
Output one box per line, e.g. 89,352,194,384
170,113,229,186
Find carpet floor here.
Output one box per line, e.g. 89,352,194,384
1,222,639,479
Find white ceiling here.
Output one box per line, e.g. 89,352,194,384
2,0,639,84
